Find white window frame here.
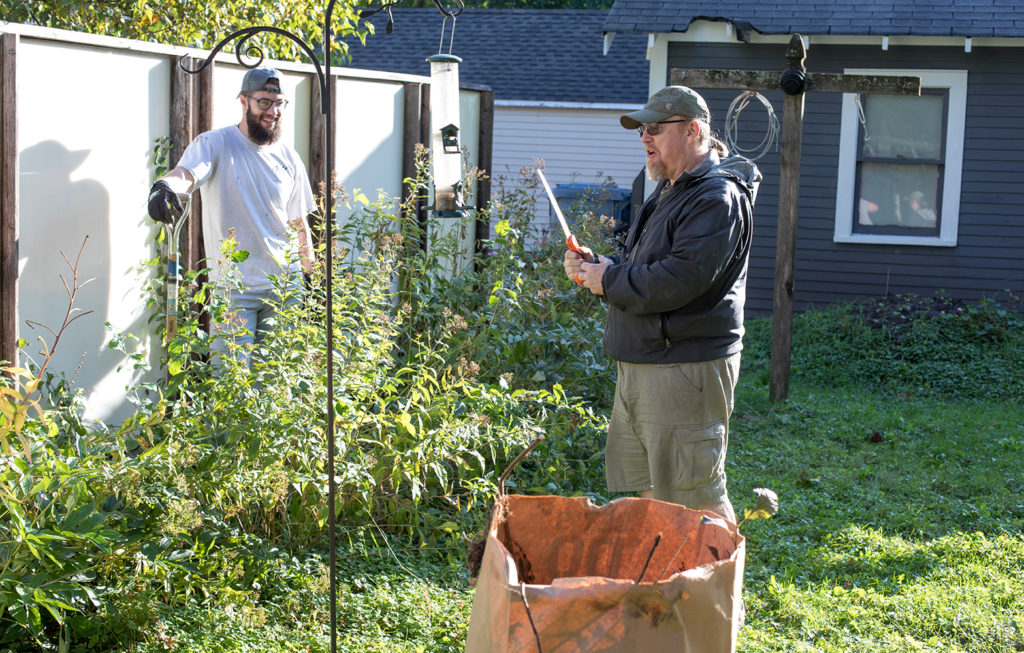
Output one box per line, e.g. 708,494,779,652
834,69,968,247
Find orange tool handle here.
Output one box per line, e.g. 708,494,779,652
567,234,596,262
567,235,597,285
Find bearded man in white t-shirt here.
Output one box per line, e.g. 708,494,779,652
147,67,315,361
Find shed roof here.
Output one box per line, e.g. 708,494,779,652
604,0,1024,39
341,9,650,104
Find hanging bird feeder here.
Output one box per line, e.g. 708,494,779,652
427,52,464,215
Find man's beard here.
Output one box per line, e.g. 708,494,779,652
646,160,667,182
247,108,281,145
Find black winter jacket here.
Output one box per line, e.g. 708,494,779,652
601,151,761,364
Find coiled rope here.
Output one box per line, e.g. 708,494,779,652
724,91,780,160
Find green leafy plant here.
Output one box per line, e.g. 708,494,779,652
22,159,618,650
0,241,125,649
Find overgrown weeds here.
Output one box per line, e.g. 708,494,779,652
3,161,1022,651
0,159,618,650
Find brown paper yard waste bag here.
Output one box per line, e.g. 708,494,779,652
466,494,745,653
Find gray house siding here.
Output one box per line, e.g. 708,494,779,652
665,41,1024,316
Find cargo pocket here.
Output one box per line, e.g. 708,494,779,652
670,422,726,491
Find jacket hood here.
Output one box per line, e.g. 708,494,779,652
695,152,762,204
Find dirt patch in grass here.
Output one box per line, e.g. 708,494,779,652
859,293,969,332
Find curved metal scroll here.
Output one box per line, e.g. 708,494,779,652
361,0,464,34
179,26,330,112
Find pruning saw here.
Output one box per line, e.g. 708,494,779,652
536,168,597,272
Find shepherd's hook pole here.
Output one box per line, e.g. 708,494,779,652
178,3,463,651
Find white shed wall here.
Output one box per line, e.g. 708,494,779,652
491,105,645,238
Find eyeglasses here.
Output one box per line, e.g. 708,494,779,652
637,119,689,136
247,96,289,110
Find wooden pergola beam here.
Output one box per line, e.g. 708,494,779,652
672,69,921,96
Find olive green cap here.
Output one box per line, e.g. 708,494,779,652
620,85,710,129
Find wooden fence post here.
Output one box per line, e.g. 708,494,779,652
194,64,214,333
172,57,198,271
475,88,494,253
401,81,424,226
310,74,335,249
1,33,18,368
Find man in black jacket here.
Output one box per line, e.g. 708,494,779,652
564,86,761,522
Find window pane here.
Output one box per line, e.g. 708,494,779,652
860,94,944,160
855,162,940,232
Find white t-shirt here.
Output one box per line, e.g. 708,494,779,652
179,125,314,290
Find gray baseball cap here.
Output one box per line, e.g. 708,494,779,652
620,86,710,129
239,67,283,94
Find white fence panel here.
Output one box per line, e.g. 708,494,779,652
4,23,486,425
18,37,169,423
335,78,406,220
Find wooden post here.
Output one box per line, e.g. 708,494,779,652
170,58,194,172
475,88,494,252
172,57,198,271
309,75,328,200
310,75,334,248
769,36,806,402
417,84,431,251
1,33,18,368
192,62,213,267
401,81,424,224
194,64,214,334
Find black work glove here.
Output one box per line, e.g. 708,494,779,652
148,180,184,224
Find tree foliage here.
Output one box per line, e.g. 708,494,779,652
429,0,613,7
4,0,617,62
2,0,371,63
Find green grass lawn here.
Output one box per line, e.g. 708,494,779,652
732,387,1023,653
130,384,1023,653
119,297,1024,652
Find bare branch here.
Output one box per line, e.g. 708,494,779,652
24,320,58,339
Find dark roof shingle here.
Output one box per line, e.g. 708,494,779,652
604,0,1024,38
341,9,649,104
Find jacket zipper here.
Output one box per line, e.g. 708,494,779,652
627,182,671,260
660,313,671,349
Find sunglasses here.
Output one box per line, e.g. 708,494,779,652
637,119,690,136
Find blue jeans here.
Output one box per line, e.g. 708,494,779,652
213,286,296,366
